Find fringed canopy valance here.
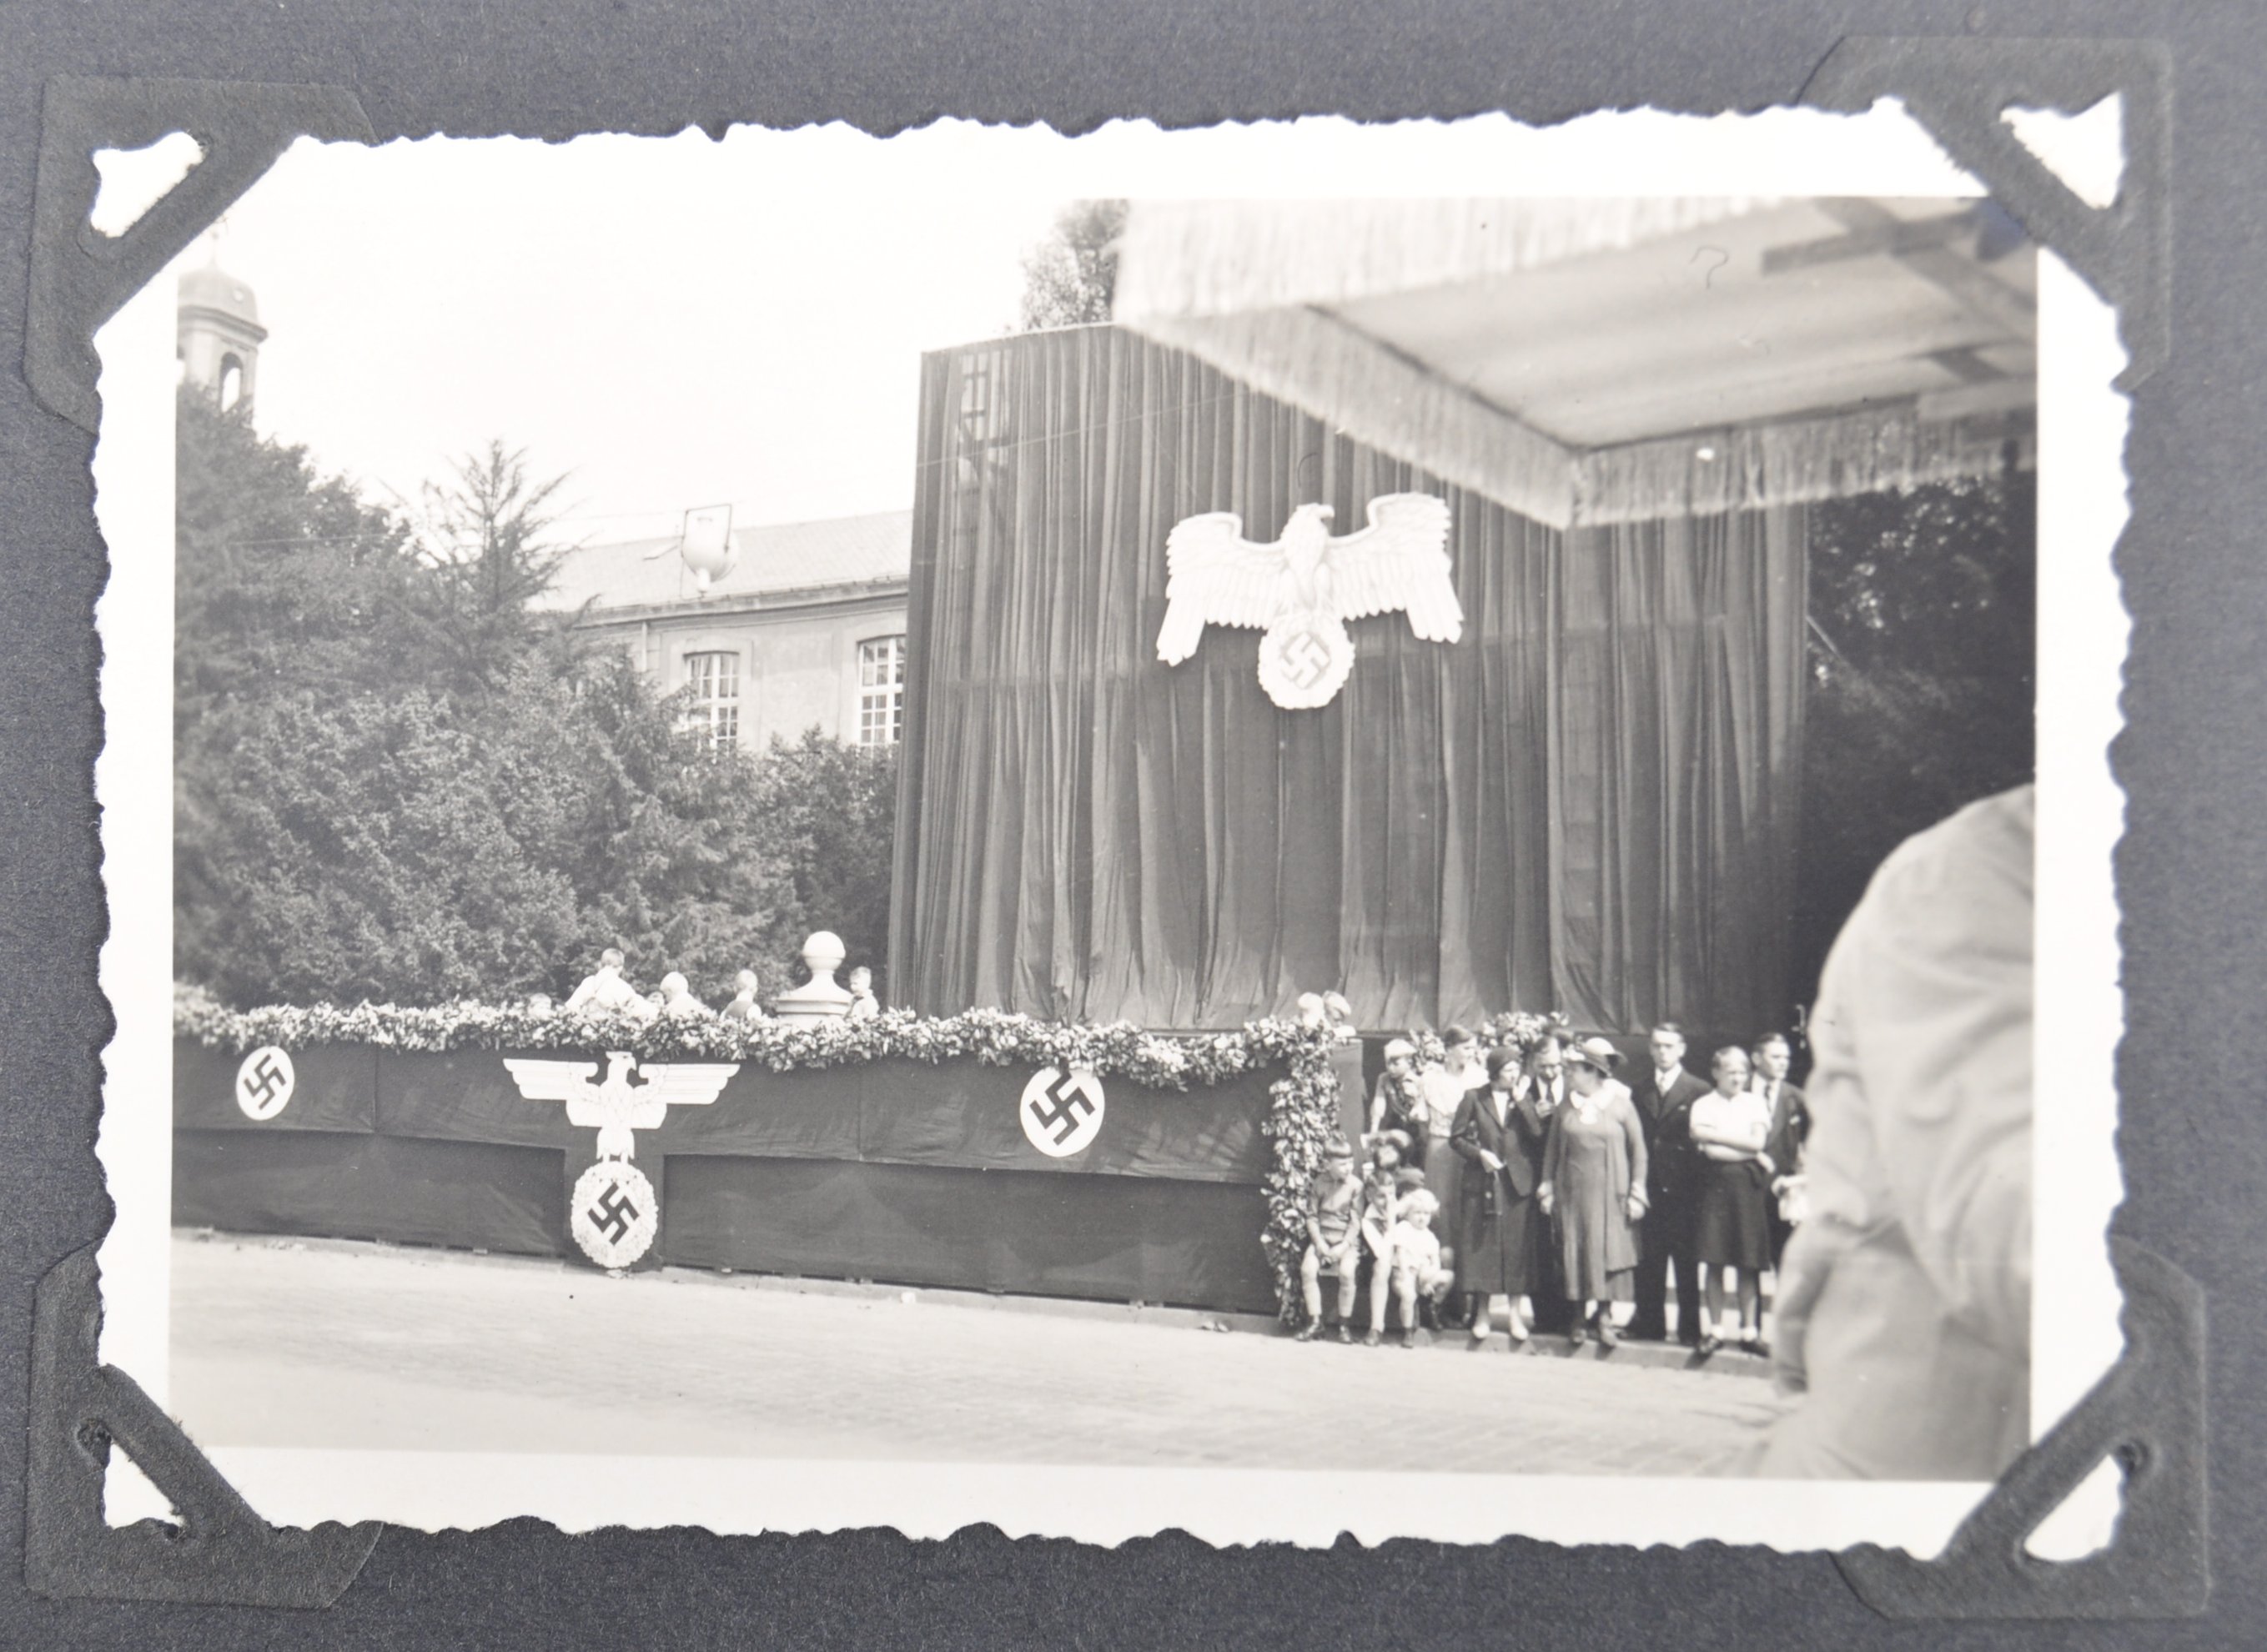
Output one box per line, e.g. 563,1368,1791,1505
1113,197,1777,320
1129,307,1580,529
1572,406,2033,527
1115,195,2035,530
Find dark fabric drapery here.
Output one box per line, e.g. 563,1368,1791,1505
890,327,1807,1033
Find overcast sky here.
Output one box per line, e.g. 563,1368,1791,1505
171,131,1065,541
155,113,1987,548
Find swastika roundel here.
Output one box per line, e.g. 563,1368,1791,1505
234,1046,297,1121
1255,610,1355,710
1019,1067,1105,1158
570,1159,660,1269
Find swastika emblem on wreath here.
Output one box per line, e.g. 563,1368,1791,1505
1255,610,1355,710
1019,1067,1105,1158
570,1158,660,1269
234,1046,296,1121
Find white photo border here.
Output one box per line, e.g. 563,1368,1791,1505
91,102,2128,1553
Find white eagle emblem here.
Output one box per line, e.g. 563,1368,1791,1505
1155,495,1460,709
502,1051,738,1160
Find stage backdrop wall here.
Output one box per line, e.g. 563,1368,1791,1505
889,326,1807,1034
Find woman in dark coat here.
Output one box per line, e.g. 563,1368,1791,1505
1450,1047,1553,1344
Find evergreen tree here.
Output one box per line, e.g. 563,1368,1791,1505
173,384,428,736
1016,199,1128,330
173,394,896,1007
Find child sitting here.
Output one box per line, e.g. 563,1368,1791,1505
1295,1137,1364,1342
1386,1186,1454,1347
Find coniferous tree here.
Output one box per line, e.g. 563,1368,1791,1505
172,394,897,1007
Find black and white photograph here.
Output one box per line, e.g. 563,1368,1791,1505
87,110,2127,1549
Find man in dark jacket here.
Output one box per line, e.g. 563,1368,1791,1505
1630,1021,1711,1345
1754,1031,1810,1268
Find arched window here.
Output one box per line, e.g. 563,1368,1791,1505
218,353,244,409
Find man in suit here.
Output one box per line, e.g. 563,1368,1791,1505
1514,1036,1567,1113
1753,1031,1810,1269
1513,1038,1576,1333
1629,1021,1710,1344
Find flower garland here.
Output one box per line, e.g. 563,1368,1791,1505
172,985,1568,1322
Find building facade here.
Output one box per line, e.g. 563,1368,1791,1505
542,510,913,754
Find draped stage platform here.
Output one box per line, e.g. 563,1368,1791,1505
173,1039,1287,1312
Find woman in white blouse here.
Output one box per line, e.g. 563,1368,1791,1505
1417,1027,1487,1328
1688,1046,1775,1354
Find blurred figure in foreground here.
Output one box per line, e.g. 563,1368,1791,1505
1751,786,2033,1480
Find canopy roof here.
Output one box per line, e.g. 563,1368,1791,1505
1115,198,2034,528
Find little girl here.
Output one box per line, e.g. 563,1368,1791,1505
1385,1187,1453,1347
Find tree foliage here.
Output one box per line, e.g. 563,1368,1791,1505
742,731,899,991
173,385,427,739
174,388,896,1008
1790,470,2037,1007
412,439,581,697
1016,199,1128,330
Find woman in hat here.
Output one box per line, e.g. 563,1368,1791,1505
1538,1037,1651,1345
1450,1045,1553,1343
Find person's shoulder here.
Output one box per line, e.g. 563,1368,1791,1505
1863,785,2034,919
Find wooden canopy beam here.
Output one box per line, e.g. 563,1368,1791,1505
1812,198,2037,344
1926,346,2008,384
1760,208,1976,274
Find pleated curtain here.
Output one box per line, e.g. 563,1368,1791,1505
888,326,1806,1034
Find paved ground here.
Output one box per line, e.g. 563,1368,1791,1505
169,1234,1783,1477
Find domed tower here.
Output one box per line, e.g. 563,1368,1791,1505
177,261,266,409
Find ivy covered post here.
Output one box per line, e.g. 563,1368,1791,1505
1256,1022,1348,1325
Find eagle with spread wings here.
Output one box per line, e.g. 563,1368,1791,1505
1155,495,1459,708
502,1051,738,1160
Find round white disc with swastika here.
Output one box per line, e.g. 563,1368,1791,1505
234,1046,297,1121
1018,1067,1105,1158
570,1159,660,1269
1256,609,1355,710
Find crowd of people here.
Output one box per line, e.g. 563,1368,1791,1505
533,948,883,1022
1302,1020,1809,1356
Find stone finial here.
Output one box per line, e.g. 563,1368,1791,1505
772,931,855,1022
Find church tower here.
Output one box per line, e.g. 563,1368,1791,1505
177,258,266,409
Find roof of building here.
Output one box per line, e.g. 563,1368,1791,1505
178,264,261,324
538,508,913,615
